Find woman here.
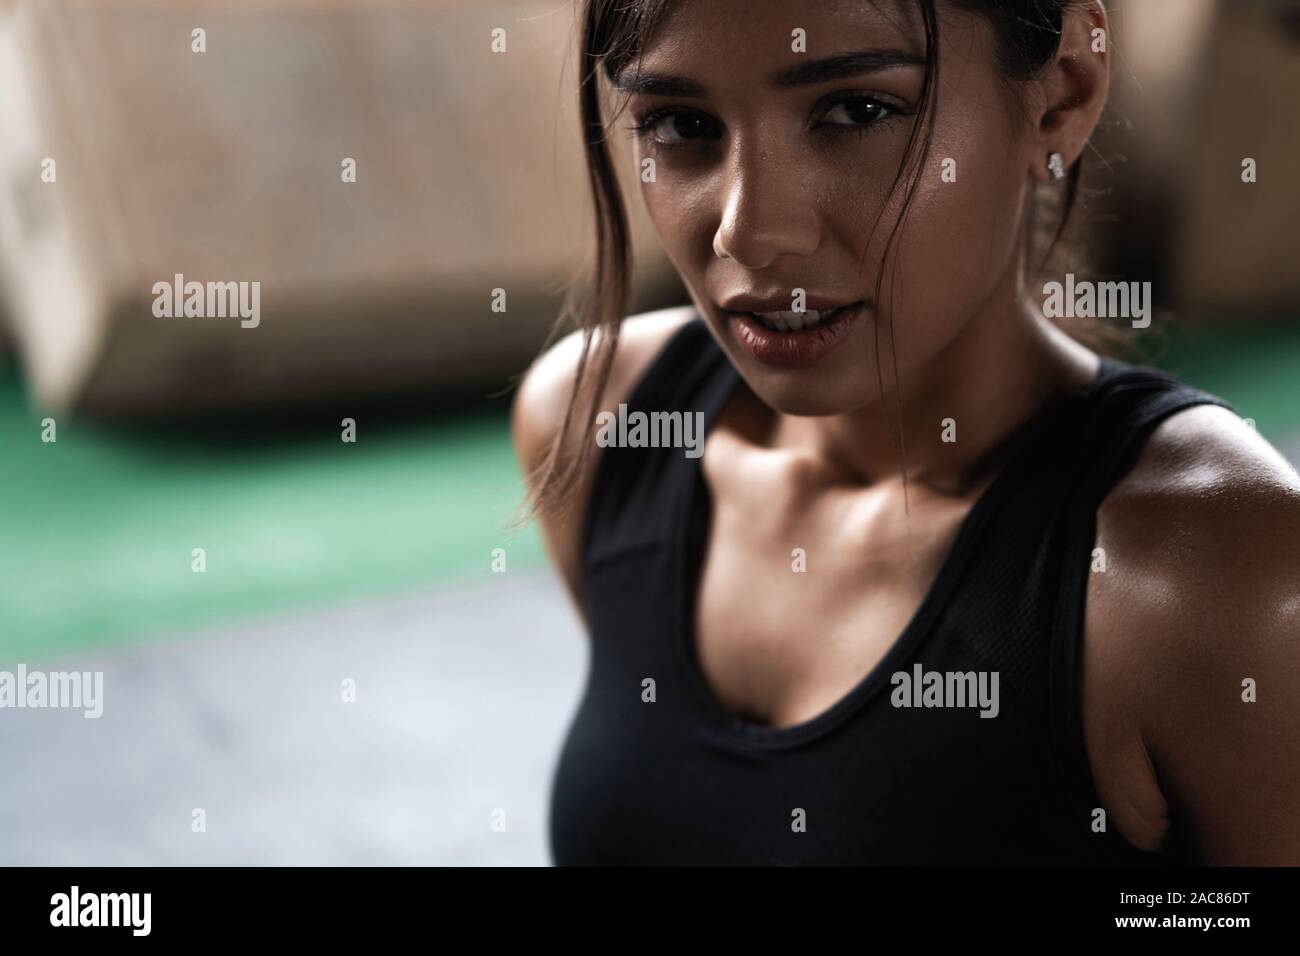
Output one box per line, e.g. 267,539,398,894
511,0,1300,865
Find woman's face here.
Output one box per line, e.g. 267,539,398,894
618,0,1040,416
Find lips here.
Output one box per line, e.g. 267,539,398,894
723,301,865,367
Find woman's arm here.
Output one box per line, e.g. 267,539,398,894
1090,403,1300,864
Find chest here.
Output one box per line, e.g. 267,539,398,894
692,474,973,729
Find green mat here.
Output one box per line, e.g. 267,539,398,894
1137,322,1300,438
0,367,544,665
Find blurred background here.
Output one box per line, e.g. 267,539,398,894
0,0,1297,865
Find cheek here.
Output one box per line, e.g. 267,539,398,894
636,157,715,272
880,118,1028,356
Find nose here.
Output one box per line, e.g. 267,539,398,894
712,141,821,269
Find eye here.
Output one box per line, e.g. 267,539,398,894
629,109,722,147
814,94,898,131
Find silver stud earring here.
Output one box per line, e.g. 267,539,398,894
1047,151,1066,180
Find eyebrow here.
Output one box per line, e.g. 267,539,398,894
613,49,923,98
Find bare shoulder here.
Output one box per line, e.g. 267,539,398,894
1095,404,1300,591
511,304,698,486
510,305,698,608
1090,402,1300,862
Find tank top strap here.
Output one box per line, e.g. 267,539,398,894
618,314,735,422
581,315,739,573
1070,357,1239,505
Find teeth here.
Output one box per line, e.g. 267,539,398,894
757,309,820,323
752,307,838,332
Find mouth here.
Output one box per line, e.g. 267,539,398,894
743,304,857,333
722,301,865,367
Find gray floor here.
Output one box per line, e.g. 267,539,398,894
0,572,586,866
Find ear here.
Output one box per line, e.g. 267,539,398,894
1027,1,1110,183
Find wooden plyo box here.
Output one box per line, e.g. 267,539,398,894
0,0,681,416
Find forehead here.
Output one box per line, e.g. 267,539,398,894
634,0,928,71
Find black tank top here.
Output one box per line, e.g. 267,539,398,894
549,315,1238,865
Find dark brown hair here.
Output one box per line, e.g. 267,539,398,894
519,0,1126,524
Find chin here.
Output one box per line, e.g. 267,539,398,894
740,365,881,418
